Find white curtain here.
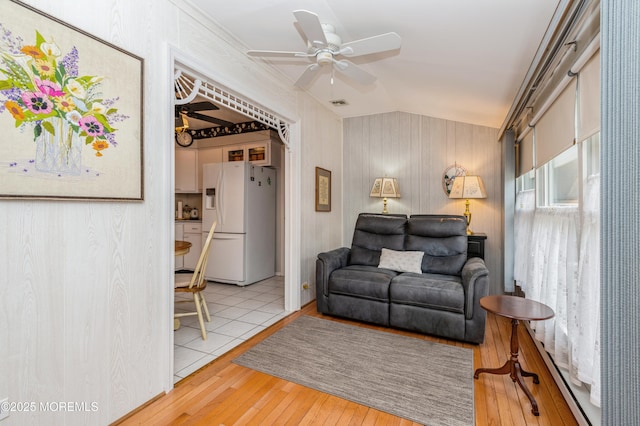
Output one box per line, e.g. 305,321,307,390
513,177,601,407
527,205,579,368
513,190,535,286
571,174,601,406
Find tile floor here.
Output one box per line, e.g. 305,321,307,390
173,275,288,383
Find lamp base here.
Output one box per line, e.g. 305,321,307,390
464,199,473,235
382,197,389,214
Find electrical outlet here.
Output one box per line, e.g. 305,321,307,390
302,282,309,290
0,397,9,420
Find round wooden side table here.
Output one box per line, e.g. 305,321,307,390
474,295,554,416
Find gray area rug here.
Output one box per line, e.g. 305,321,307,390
233,316,474,425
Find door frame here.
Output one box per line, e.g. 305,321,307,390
166,46,301,387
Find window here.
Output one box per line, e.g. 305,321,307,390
537,145,579,206
516,169,535,192
583,132,600,178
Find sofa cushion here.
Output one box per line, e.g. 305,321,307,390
406,215,468,275
350,214,407,266
390,273,465,314
329,265,397,301
378,248,424,274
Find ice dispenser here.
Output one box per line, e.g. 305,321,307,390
205,188,215,209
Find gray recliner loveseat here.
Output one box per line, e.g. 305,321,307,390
316,213,490,344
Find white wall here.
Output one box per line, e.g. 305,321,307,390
298,93,344,306
343,112,503,295
0,0,342,424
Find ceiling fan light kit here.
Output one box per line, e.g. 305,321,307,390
246,10,401,88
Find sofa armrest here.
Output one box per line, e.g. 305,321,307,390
461,257,490,320
316,247,350,296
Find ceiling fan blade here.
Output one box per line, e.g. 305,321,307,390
186,101,219,111
175,112,189,129
247,49,310,58
340,32,402,57
185,111,235,128
294,63,321,88
293,10,327,47
334,60,377,85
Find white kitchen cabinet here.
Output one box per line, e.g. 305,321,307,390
222,139,280,167
175,148,198,192
197,147,222,190
182,222,202,270
223,145,245,163
175,223,184,271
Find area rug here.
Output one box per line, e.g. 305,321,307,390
233,315,474,425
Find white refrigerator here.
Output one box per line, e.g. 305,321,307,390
202,162,276,286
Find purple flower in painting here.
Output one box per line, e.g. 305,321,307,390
107,112,130,125
21,91,53,114
0,22,24,54
102,97,119,107
1,87,22,101
105,132,117,147
61,46,79,77
78,116,104,136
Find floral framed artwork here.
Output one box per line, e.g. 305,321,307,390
315,167,331,212
0,0,143,200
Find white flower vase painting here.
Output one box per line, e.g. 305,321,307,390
35,116,83,174
0,1,143,200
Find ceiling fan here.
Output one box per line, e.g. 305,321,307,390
247,10,402,88
174,101,235,147
174,101,235,129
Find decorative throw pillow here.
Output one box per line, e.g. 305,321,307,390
378,248,424,274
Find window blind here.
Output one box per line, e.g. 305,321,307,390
578,51,601,142
518,129,535,177
534,78,577,167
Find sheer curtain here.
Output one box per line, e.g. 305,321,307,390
572,174,600,406
513,176,601,407
513,190,535,287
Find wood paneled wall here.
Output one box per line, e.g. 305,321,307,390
343,112,503,294
299,93,343,306
0,1,343,424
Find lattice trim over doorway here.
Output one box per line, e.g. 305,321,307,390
174,65,290,144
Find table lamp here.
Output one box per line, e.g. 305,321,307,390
448,175,487,235
370,177,400,214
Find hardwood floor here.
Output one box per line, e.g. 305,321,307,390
114,302,578,425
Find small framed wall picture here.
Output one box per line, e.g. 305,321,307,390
315,167,331,212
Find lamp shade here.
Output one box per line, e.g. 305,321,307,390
370,177,400,198
448,175,487,199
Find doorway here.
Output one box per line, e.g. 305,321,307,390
171,57,299,382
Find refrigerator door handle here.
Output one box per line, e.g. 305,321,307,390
213,235,239,240
216,168,223,225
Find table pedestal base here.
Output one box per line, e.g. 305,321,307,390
474,319,541,416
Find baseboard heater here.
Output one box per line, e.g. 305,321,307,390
524,321,593,426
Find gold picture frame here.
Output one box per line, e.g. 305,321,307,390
315,167,331,212
0,0,144,201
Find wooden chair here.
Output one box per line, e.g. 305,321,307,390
174,221,216,340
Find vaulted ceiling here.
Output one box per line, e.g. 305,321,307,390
185,0,560,129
